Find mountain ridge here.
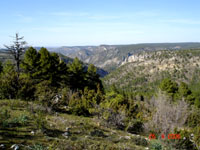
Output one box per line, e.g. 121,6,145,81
46,42,200,72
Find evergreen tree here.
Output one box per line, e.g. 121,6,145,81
68,57,85,90
0,61,2,73
178,82,195,103
0,61,19,99
21,47,40,79
37,48,68,86
178,82,192,97
194,98,200,108
48,52,68,86
86,64,103,91
159,78,178,99
38,47,51,80
4,33,27,78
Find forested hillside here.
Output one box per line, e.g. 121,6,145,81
0,36,200,149
103,49,200,96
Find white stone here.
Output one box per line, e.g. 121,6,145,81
124,136,131,140
31,131,35,135
11,144,19,150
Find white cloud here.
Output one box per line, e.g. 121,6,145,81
160,19,200,25
49,10,159,21
50,12,89,17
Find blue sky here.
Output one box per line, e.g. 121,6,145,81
1,0,200,47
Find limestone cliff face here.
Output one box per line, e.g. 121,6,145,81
121,53,149,65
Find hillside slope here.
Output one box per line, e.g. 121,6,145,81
0,100,149,150
103,49,200,94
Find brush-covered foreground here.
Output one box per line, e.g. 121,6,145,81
0,99,152,150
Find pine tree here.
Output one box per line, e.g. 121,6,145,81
159,78,178,97
0,61,19,99
4,33,27,78
68,57,85,90
178,82,192,97
86,64,103,91
0,61,2,73
38,47,51,81
21,47,40,79
48,52,68,86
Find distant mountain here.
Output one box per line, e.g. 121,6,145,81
48,43,200,72
103,49,200,95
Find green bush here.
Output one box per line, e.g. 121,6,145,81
0,109,29,128
159,78,178,99
193,126,200,149
0,61,19,99
186,107,200,128
18,75,35,100
104,91,126,111
68,87,103,116
68,92,90,116
33,111,47,130
0,109,11,127
34,80,57,105
125,119,144,134
149,141,162,150
194,98,200,108
132,137,148,147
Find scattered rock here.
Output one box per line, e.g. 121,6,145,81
66,127,71,132
62,132,70,138
124,136,131,140
11,144,19,150
0,144,5,149
31,131,35,135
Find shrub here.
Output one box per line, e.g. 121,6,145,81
149,141,162,150
0,109,11,127
144,93,189,135
126,119,144,134
132,136,148,147
102,108,126,129
68,92,90,116
68,87,103,116
0,61,19,99
34,80,57,105
186,106,200,128
33,111,47,130
0,109,29,127
18,75,35,100
159,78,178,100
